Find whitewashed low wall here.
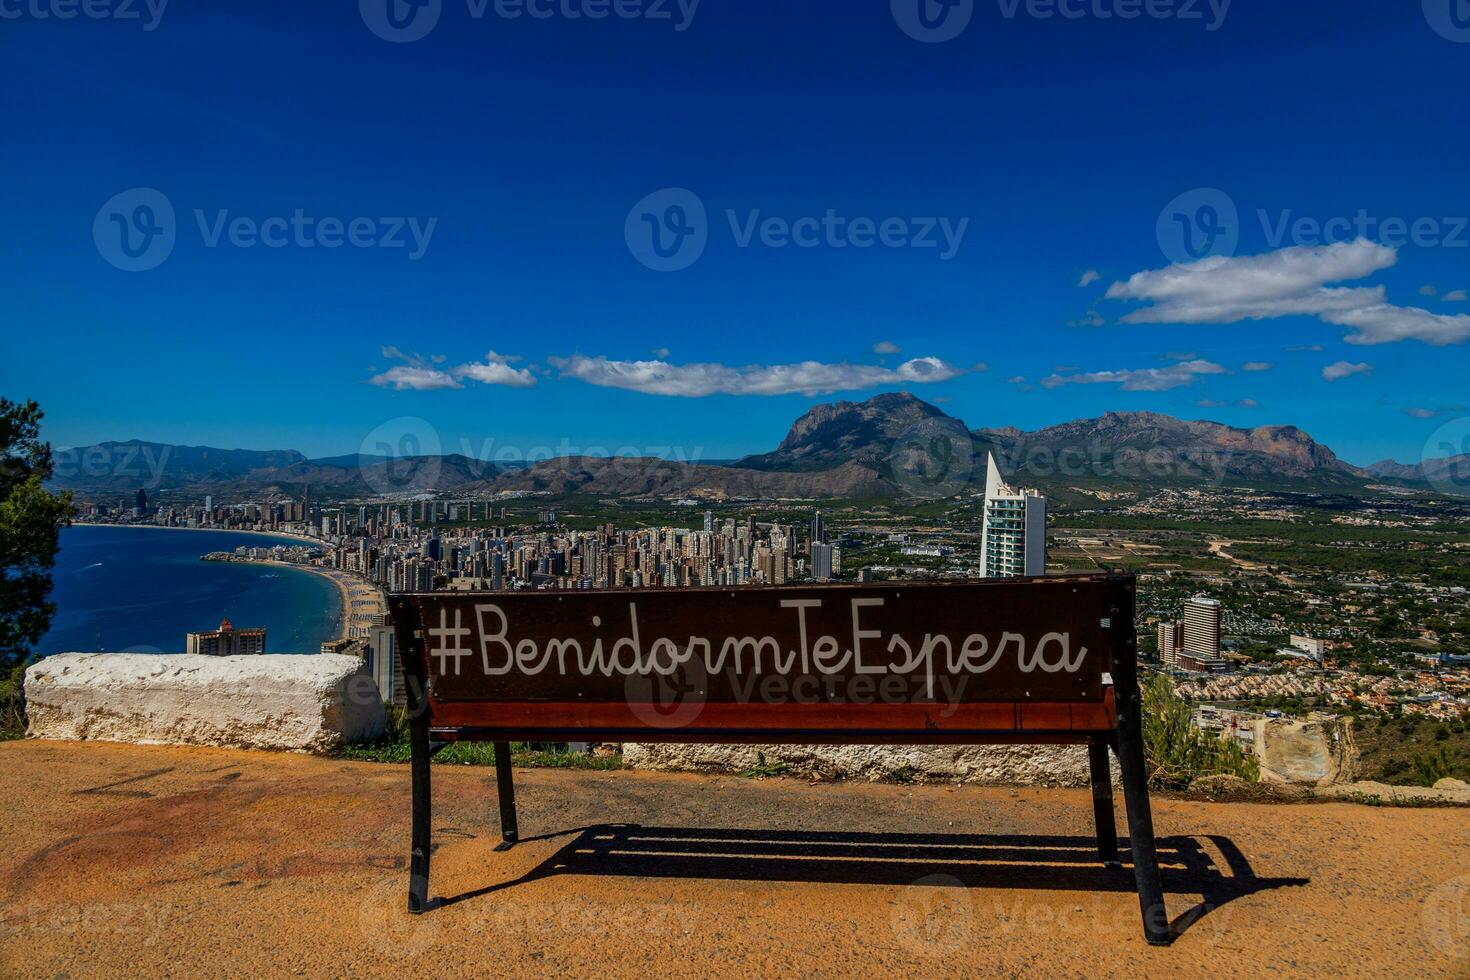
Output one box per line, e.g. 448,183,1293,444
624,742,1120,787
24,653,386,752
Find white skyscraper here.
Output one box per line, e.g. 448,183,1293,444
980,453,1047,578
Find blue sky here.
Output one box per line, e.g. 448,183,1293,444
3,0,1468,467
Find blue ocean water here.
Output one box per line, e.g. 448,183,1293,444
37,525,342,655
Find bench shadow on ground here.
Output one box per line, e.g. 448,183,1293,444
437,826,1308,940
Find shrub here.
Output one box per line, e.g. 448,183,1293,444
1140,673,1260,790
0,665,25,739
1412,744,1456,787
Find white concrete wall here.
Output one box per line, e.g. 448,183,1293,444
624,742,1120,787
24,653,386,752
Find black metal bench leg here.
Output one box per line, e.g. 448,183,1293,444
1088,739,1120,868
1116,722,1170,946
408,685,432,913
494,742,519,851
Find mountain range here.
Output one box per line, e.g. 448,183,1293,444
49,394,1468,500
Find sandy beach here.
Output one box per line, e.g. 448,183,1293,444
271,562,387,642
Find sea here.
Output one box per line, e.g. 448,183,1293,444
36,525,342,656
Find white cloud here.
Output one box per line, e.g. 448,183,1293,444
371,364,462,391
1104,240,1470,346
651,347,671,358
1106,239,1392,324
454,351,536,388
1007,375,1026,384
1242,361,1273,371
1068,311,1106,327
371,347,461,390
1199,397,1260,410
1322,360,1372,382
1404,406,1439,419
872,340,902,354
1077,269,1101,287
550,354,963,397
371,347,535,390
1286,344,1325,352
1321,304,1470,346
1419,284,1438,297
1041,359,1225,392
1442,289,1467,302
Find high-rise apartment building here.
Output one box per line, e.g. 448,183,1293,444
980,453,1047,578
186,619,266,655
1157,622,1179,668
1181,596,1222,659
811,541,834,581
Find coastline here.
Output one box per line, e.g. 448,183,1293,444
257,560,386,643
68,523,384,647
72,522,325,549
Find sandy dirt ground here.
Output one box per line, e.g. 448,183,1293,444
2,739,1468,978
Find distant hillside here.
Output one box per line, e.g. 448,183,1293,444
50,441,308,493
1366,454,1470,493
52,397,1460,500
974,411,1372,492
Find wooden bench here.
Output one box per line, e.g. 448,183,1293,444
388,572,1172,945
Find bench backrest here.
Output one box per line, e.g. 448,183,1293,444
387,573,1135,744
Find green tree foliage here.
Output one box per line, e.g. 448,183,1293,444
1,398,73,669
1140,673,1260,789
1413,744,1457,787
